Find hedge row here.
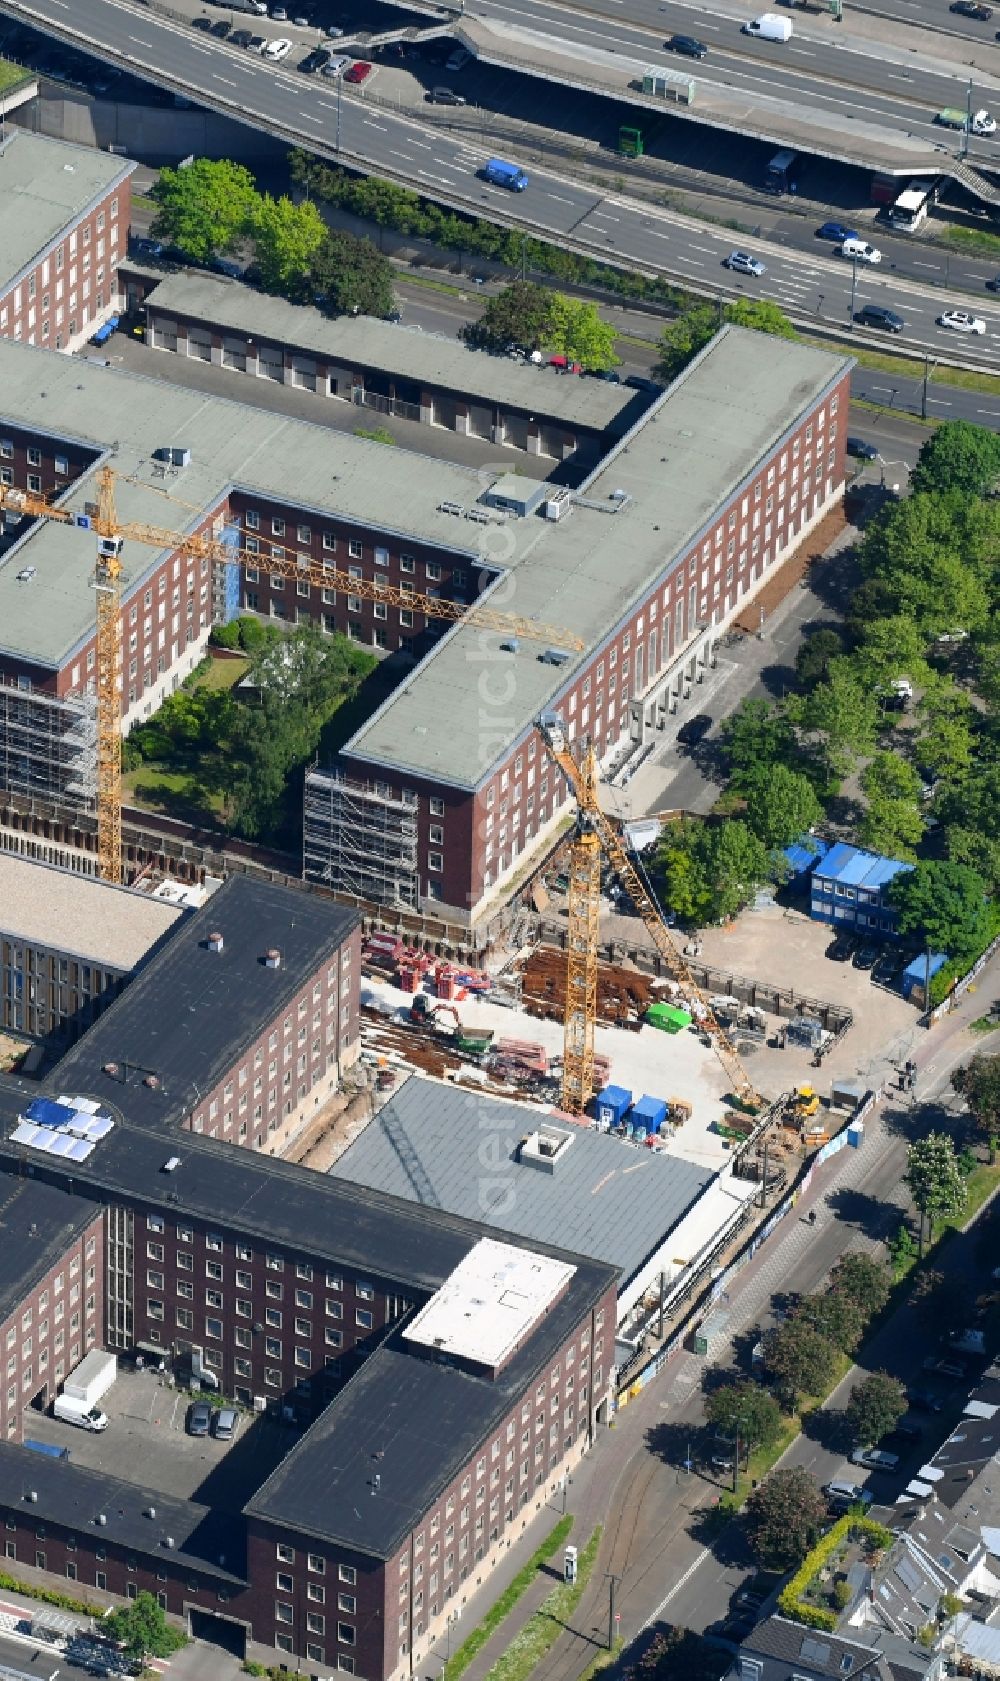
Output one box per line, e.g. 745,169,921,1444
777,1516,893,1631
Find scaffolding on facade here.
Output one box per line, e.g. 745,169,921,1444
0,681,97,811
304,767,420,909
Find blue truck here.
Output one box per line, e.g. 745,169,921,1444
483,158,529,191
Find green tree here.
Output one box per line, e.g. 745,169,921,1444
724,297,796,338
890,859,991,965
310,228,395,318
845,1371,906,1446
721,698,798,790
831,1253,893,1319
953,1054,1000,1163
743,762,822,849
103,1593,186,1664
788,660,879,780
703,821,775,921
859,753,925,860
906,1133,968,1252
888,1222,917,1277
635,1627,724,1681
796,1290,867,1355
655,822,714,924
464,281,556,352
910,419,1000,499
795,629,843,693
914,680,975,785
548,294,619,371
744,1467,827,1570
654,302,717,381
762,1319,837,1405
150,158,259,263
858,494,991,640
704,1381,784,1460
251,194,327,296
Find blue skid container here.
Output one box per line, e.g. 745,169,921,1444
593,1085,632,1127
632,1095,668,1133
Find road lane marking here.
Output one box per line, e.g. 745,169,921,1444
548,192,573,203
213,74,238,86
642,1548,711,1628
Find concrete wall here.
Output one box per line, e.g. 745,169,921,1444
14,94,288,166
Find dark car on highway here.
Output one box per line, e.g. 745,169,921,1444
847,436,878,460
192,14,213,28
231,28,254,46
952,1,992,17
855,304,904,333
677,713,712,746
668,33,708,56
817,221,859,242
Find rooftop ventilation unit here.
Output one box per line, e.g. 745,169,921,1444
499,637,520,655
145,1507,156,1520
206,931,224,954
438,500,465,516
163,1537,175,1549
264,948,282,970
26,1490,37,1504
153,446,191,468
162,1156,181,1173
96,1513,107,1526
15,566,36,582
539,648,571,666
143,1074,161,1090
544,489,573,522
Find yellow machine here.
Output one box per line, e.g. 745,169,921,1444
538,714,759,1116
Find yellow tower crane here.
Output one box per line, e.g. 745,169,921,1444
537,712,760,1117
0,467,584,885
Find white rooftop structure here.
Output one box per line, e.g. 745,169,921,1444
402,1236,576,1372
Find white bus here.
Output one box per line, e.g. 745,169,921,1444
889,180,936,233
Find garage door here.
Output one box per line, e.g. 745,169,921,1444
222,337,247,372
258,346,283,382
186,329,211,362
290,356,316,392
149,317,177,352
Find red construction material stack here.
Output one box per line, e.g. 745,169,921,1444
397,965,419,994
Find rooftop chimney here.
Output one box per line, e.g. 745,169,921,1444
207,931,224,954
265,948,282,970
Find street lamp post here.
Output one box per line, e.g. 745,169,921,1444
849,253,859,329
964,75,973,159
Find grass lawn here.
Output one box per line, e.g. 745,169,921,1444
943,224,1000,261
799,332,1000,399
0,58,33,94
191,653,249,693
122,764,225,825
443,1516,573,1681
482,1528,602,1681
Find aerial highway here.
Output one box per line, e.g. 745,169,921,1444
5,0,1000,362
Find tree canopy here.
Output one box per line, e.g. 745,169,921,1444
845,1371,906,1446
103,1593,186,1664
830,1253,893,1319
762,1318,837,1405
464,282,618,369
953,1054,1000,1162
743,763,823,850
655,298,794,382
311,228,395,318
704,1381,783,1458
906,1132,968,1249
251,194,327,296
151,159,258,263
889,859,991,964
910,419,1000,499
654,818,775,924
744,1468,827,1569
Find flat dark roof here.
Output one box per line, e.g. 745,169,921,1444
0,1176,99,1325
0,1440,245,1584
247,1251,615,1557
0,1079,475,1293
51,874,359,1130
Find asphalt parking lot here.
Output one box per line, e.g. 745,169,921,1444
22,1369,295,1511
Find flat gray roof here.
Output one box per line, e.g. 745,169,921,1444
345,326,851,786
142,269,631,431
331,1074,712,1286
0,330,849,789
0,854,183,972
0,130,132,298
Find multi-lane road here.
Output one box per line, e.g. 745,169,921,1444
7,0,1000,366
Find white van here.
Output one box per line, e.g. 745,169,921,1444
741,14,793,39
54,1393,109,1432
841,237,881,265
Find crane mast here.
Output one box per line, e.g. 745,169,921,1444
0,469,584,884
538,713,759,1116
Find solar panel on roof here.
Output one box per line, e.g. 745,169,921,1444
55,1095,101,1114
10,1122,46,1146
65,1137,95,1162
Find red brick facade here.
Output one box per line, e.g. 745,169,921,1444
0,175,131,352
0,1209,104,1446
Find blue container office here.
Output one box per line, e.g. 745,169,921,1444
594,1085,631,1127
631,1095,669,1136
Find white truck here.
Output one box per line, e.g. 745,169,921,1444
53,1394,108,1432
742,13,793,39
63,1349,117,1409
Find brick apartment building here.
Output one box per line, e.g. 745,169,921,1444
0,1077,616,1677
0,326,851,917
0,130,133,353
53,871,362,1156
0,853,183,1044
